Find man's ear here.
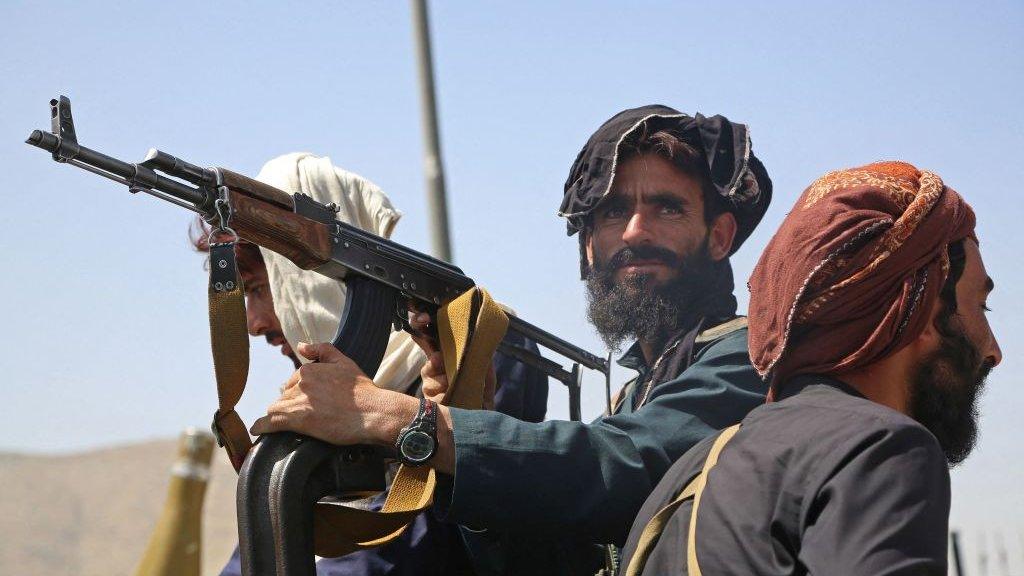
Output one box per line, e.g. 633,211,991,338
708,212,737,261
584,231,595,266
580,230,595,280
907,295,944,355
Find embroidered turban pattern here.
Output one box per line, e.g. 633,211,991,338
747,161,977,395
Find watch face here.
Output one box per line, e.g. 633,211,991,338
400,430,435,463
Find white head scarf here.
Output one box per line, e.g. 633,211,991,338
255,152,426,392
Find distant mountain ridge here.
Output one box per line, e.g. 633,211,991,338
0,438,238,576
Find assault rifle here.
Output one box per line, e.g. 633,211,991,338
27,96,609,575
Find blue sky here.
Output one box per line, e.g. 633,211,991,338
2,1,1022,569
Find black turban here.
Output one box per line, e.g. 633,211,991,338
558,104,772,254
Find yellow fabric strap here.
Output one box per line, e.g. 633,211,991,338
206,236,507,553
208,279,252,472
307,287,508,557
687,423,740,575
623,424,741,576
209,256,507,557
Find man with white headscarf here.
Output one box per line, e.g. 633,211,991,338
255,152,428,397
193,152,547,575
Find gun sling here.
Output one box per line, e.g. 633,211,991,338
622,423,741,576
209,242,508,558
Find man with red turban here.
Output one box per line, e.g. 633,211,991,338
619,161,1001,575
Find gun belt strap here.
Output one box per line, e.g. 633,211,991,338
622,424,741,576
313,285,507,557
208,241,252,471
207,242,508,556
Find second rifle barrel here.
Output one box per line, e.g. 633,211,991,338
507,315,607,373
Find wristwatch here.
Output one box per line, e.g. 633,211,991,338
395,398,438,466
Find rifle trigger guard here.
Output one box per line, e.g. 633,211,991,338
393,298,413,333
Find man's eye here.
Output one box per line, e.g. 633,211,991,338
658,204,683,216
602,207,626,219
982,304,992,312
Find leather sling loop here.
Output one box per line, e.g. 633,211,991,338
207,244,508,557
623,424,741,576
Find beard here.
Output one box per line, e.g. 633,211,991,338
908,309,994,467
586,238,715,351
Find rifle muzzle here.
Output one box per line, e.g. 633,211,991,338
26,129,58,152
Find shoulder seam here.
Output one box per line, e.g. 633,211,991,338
695,316,748,344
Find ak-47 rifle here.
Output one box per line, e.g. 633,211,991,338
27,96,610,576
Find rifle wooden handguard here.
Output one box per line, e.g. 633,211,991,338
226,189,332,270
220,168,295,211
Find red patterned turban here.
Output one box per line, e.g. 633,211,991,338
747,161,976,397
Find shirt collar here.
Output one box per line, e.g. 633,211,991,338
776,373,867,401
616,341,647,373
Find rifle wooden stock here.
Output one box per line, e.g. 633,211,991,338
227,190,332,270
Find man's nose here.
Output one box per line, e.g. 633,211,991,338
986,333,1003,369
247,305,271,336
622,211,653,245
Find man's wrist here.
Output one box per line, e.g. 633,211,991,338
354,386,454,474
365,390,420,446
395,398,439,466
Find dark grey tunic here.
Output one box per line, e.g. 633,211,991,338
620,376,951,576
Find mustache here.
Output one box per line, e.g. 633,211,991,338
265,330,286,345
977,358,996,382
605,245,681,270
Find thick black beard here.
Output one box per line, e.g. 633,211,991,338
908,309,993,466
585,239,714,351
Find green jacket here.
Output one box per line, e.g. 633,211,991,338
434,326,765,574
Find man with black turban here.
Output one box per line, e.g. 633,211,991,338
620,161,1001,575
252,105,773,574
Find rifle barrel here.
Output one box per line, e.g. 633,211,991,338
28,114,610,380
26,129,208,207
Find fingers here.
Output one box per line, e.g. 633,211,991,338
250,414,277,435
408,309,432,332
282,362,323,390
421,379,447,402
283,368,303,390
406,307,440,355
251,387,316,435
250,409,298,436
281,346,368,393
251,354,388,446
422,351,445,378
420,352,450,402
296,341,347,364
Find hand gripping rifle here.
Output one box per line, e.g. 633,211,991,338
27,96,610,575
